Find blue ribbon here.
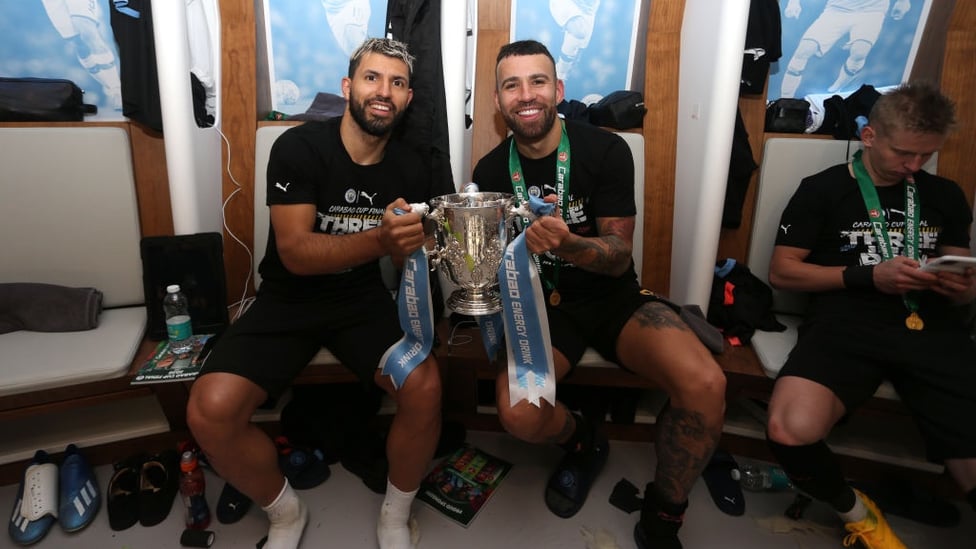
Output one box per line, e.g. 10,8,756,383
379,215,435,389
498,195,556,407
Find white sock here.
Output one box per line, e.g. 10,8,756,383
262,479,308,549
377,479,419,549
838,490,868,524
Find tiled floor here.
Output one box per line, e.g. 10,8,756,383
3,430,974,548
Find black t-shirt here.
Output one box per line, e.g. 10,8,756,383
258,117,449,301
776,164,972,329
472,120,637,297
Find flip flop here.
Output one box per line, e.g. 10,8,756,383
276,437,331,490
216,482,252,524
544,432,609,518
701,449,745,516
107,453,143,531
8,451,58,546
58,444,101,532
139,450,179,527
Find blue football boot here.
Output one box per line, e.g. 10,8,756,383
58,444,101,532
7,450,58,546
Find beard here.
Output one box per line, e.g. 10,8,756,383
348,91,405,137
500,103,558,140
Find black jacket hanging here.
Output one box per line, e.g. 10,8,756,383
740,0,782,95
386,0,454,192
723,108,759,229
110,0,163,132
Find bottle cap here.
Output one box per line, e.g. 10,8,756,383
180,451,198,472
167,284,181,293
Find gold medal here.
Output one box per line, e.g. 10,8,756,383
905,312,924,331
549,289,561,306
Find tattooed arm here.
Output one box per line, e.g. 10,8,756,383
524,215,635,277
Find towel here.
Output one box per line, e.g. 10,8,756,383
0,283,103,334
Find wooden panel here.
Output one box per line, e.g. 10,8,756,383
939,2,976,208
909,0,954,84
219,1,259,304
128,123,173,237
470,0,512,171
640,0,684,293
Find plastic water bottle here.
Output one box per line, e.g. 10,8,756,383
179,451,211,530
163,284,193,354
732,463,793,492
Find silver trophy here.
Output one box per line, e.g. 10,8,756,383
427,190,516,316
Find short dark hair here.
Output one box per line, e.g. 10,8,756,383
869,81,956,137
348,38,415,81
495,39,556,71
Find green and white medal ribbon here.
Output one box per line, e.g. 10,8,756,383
850,149,923,330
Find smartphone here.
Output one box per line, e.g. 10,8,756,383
920,255,976,274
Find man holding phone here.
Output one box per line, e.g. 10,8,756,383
764,82,976,549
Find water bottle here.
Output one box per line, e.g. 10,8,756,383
179,451,211,530
732,463,793,492
163,284,193,354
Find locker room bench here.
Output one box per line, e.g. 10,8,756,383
0,127,172,478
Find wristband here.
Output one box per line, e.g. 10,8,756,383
842,265,875,289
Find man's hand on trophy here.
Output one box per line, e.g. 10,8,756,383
381,199,427,257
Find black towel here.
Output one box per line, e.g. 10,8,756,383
0,283,103,334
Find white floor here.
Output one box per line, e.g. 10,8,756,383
3,430,974,549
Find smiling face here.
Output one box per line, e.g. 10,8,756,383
342,51,412,137
494,53,565,143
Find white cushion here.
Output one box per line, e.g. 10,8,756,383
0,127,144,307
0,127,147,397
0,304,146,398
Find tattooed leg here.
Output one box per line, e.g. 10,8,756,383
618,301,726,504
654,405,721,503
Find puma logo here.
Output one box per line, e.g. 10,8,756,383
780,224,791,235
359,191,378,205
543,184,557,193
275,182,291,193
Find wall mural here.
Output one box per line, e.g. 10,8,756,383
265,0,388,116
0,1,124,120
511,0,645,104
768,0,932,101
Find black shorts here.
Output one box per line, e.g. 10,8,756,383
780,319,976,460
198,286,404,398
545,283,669,367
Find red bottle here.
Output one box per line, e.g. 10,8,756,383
179,451,211,529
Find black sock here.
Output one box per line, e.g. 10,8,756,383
968,488,976,511
639,483,687,539
767,437,855,512
558,413,588,453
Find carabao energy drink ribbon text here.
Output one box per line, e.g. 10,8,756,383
380,204,434,388
497,195,556,407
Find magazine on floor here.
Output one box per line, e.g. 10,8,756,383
130,334,214,385
417,444,512,527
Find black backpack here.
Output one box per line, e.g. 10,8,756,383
708,259,786,345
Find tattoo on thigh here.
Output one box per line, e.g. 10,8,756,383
634,302,689,332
